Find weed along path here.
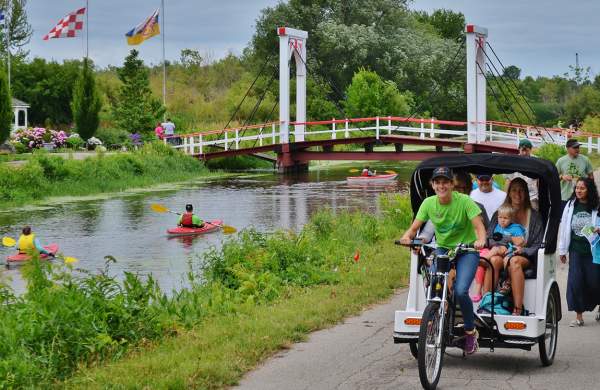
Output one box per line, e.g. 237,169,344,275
236,263,600,390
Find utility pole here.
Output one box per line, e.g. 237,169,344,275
161,0,166,120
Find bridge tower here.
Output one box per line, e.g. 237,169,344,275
278,27,308,143
465,24,488,144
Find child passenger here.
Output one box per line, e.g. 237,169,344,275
487,204,526,260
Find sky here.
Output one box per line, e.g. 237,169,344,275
24,0,600,77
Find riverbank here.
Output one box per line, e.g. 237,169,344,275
0,194,412,388
0,143,216,209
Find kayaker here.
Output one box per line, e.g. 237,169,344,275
361,166,376,177
178,204,204,228
17,226,52,256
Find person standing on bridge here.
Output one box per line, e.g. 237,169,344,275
154,122,164,140
163,118,176,145
557,139,593,213
470,174,506,220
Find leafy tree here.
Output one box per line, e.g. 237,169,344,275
180,49,204,68
112,49,164,134
0,67,11,144
71,58,102,139
564,86,600,126
11,58,81,126
0,0,33,59
345,69,412,117
415,9,465,41
502,65,521,80
581,114,600,134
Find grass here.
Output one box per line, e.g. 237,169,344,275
0,194,413,388
0,143,213,208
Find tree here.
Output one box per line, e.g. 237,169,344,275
345,69,412,117
415,9,465,41
564,86,600,126
502,65,521,80
0,67,11,144
112,50,164,134
71,58,102,139
0,0,33,59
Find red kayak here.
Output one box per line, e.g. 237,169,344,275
6,244,59,263
166,220,223,236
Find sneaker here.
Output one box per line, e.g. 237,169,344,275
464,329,479,355
569,319,584,327
471,294,482,303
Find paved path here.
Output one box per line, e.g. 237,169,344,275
237,262,600,390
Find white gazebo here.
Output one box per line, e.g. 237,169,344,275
12,98,29,133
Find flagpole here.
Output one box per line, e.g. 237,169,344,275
161,0,166,118
86,0,89,59
6,4,10,92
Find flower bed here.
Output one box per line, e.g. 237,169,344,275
12,128,68,151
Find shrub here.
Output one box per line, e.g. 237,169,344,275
0,68,11,145
71,58,102,139
535,143,566,164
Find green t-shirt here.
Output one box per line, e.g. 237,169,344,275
415,192,481,249
570,202,593,255
556,154,593,201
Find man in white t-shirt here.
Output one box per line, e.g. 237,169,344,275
470,174,506,220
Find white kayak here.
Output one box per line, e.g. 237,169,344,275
346,173,398,183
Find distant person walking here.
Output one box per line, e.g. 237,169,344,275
154,122,164,140
558,177,600,327
163,118,176,144
557,138,593,212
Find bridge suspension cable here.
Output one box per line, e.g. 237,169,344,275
477,61,519,131
481,41,555,142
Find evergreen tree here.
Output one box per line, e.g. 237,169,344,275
112,49,164,134
0,0,33,59
71,58,101,140
0,67,12,144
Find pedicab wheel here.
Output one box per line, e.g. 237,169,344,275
409,341,418,359
539,289,558,366
417,302,445,390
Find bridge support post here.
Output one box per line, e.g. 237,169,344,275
278,27,308,144
466,24,488,144
276,144,309,174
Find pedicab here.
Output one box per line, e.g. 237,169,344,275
393,154,562,390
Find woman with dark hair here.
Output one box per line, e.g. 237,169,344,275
558,177,600,327
482,177,544,315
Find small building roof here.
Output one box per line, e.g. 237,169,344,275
12,98,30,108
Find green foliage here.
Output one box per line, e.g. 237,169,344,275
0,67,12,144
564,85,600,126
582,114,600,134
534,143,566,164
0,0,33,59
345,69,413,117
71,58,102,139
503,65,521,80
415,8,465,41
94,127,130,146
112,50,164,135
0,142,207,206
11,58,82,126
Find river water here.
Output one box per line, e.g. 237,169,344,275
0,163,414,292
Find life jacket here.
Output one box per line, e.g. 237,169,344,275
361,169,369,177
18,233,36,254
181,212,194,227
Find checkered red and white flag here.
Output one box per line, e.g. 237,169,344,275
43,8,86,40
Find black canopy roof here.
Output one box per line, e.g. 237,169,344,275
409,154,561,254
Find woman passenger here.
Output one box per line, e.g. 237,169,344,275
558,178,600,327
482,178,544,315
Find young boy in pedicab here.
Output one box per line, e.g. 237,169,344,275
400,166,487,354
178,204,204,228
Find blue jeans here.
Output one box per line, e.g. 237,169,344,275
433,248,479,331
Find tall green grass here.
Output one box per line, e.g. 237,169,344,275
0,143,209,207
0,193,413,388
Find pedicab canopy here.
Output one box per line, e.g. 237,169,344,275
409,154,561,254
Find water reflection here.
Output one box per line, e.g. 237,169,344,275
0,163,413,292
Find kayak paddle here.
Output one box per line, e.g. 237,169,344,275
349,168,360,173
2,236,78,264
384,170,397,174
150,204,237,234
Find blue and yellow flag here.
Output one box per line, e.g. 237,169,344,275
126,9,160,45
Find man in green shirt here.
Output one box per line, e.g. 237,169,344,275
178,204,204,228
400,166,486,354
556,139,593,207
